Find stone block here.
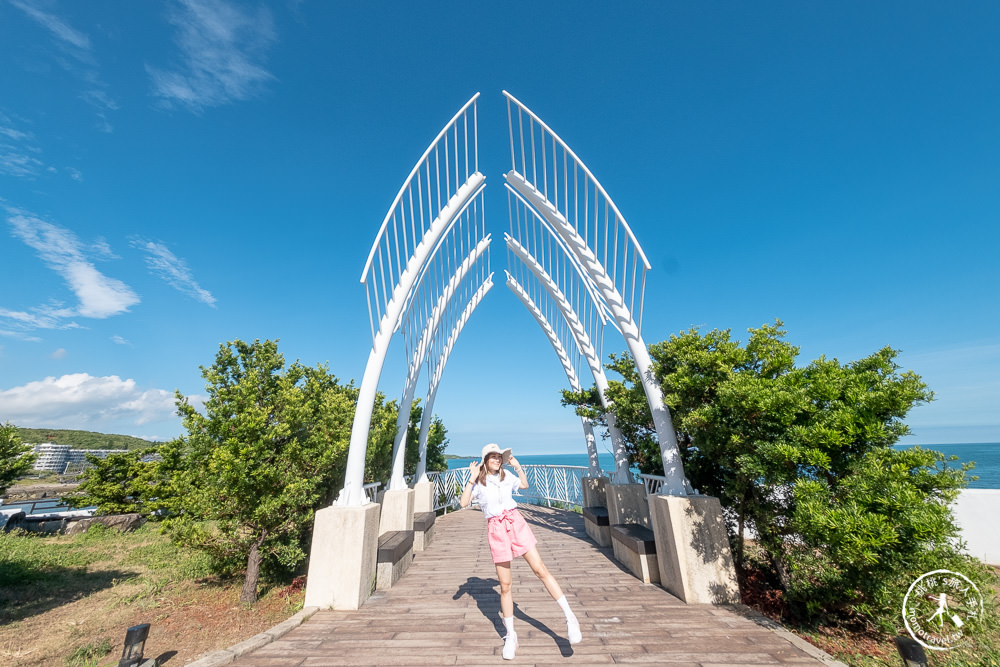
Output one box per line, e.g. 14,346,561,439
412,480,435,513
582,475,608,508
607,483,650,527
303,503,380,610
649,494,740,604
378,487,415,536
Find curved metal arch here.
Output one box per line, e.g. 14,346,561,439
505,236,632,483
341,95,483,507
504,93,686,494
413,272,495,481
505,271,602,477
505,183,613,332
386,234,492,490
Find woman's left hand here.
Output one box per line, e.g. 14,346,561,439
508,455,521,470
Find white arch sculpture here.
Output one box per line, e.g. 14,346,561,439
502,91,687,495
505,186,633,484
308,92,737,611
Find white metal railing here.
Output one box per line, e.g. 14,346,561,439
363,481,382,504
639,473,665,497
504,90,650,333
427,465,589,512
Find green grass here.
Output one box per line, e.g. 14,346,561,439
0,523,215,623
65,637,113,667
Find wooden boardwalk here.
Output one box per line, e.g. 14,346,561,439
232,505,835,666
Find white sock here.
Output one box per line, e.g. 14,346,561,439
556,595,576,621
504,616,515,636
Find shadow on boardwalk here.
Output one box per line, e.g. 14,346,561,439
232,505,835,666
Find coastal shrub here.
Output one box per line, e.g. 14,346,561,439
563,321,984,628
0,421,35,495
64,449,168,515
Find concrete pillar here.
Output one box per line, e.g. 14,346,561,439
649,495,739,604
378,488,415,536
582,475,608,508
412,480,435,513
303,503,380,610
606,483,650,527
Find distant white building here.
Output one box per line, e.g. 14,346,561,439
30,443,129,474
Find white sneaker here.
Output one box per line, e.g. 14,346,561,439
567,616,582,644
502,631,518,660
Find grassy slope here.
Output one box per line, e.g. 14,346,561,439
15,427,157,450
0,524,303,666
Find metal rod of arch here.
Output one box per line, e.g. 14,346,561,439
414,272,495,482
505,236,633,484
503,91,687,495
504,270,602,478
340,94,483,507
503,90,650,333
386,232,492,491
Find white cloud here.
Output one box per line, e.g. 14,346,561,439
0,111,45,178
148,0,276,113
9,0,92,52
50,347,67,359
2,207,139,332
0,373,183,430
110,335,131,346
131,238,216,307
9,1,117,129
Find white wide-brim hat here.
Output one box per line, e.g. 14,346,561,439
481,443,512,465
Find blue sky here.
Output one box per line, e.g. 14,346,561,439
1,1,998,456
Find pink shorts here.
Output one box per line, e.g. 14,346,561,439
487,508,537,563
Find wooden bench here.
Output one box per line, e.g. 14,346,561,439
375,530,414,590
582,506,611,547
412,511,436,551
611,523,660,584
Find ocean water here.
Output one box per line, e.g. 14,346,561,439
448,443,1000,489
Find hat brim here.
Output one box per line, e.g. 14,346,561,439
482,447,513,465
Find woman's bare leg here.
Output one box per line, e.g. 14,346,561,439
495,561,514,618
521,546,564,600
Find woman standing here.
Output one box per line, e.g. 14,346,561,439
459,443,583,660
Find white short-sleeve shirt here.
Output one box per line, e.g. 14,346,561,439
470,472,521,519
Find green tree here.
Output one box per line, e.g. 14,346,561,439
1,422,35,495
564,321,982,626
64,449,169,515
168,339,358,603
403,405,450,477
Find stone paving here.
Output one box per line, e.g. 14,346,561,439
231,505,836,666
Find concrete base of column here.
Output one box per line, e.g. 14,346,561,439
303,503,380,610
412,480,435,513
649,494,740,604
582,476,608,508
378,488,415,535
606,483,650,528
